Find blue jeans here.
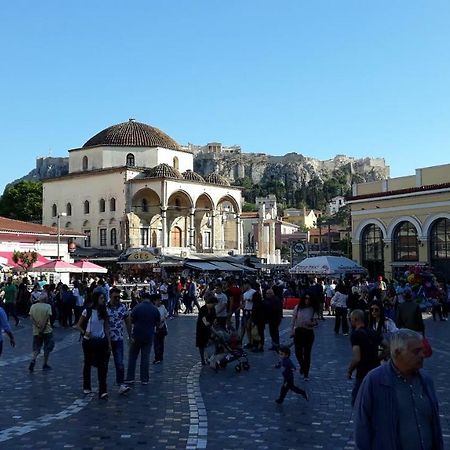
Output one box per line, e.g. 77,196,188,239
126,337,153,383
111,340,125,385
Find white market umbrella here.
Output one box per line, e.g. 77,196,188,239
73,260,108,274
290,256,367,276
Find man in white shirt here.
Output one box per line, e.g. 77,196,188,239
214,283,228,329
241,280,256,347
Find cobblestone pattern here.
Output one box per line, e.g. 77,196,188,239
0,314,449,449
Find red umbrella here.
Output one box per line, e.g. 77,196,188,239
73,260,108,274
32,259,83,273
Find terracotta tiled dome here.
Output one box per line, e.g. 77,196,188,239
182,170,205,182
83,119,180,150
204,173,231,186
147,163,182,179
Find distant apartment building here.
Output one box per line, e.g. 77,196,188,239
327,196,346,215
283,208,321,229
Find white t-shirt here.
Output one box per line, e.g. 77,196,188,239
73,288,84,307
243,288,256,311
82,309,105,339
215,292,228,318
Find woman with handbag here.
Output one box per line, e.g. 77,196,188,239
75,291,111,400
153,294,169,364
291,294,318,381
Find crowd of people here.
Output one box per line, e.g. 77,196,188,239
0,270,447,448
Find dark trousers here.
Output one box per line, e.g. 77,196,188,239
351,377,363,407
268,318,281,347
82,338,110,397
154,331,166,361
432,304,443,321
127,338,153,383
277,379,307,403
334,307,349,334
4,303,19,325
230,308,240,331
294,328,315,377
62,304,73,327
111,340,125,385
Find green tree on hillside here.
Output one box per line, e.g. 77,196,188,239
0,180,43,222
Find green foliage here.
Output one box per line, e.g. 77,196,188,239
242,202,257,212
0,181,43,222
12,250,38,272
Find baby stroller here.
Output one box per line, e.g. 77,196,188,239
207,325,250,373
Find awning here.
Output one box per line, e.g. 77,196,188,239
229,263,257,272
118,259,159,265
210,261,242,272
0,252,50,269
185,261,220,271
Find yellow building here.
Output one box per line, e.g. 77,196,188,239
348,163,450,280
283,208,320,229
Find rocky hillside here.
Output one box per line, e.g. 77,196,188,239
194,152,389,187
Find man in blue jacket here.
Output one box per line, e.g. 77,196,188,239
354,328,443,450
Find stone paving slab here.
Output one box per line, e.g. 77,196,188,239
0,313,449,449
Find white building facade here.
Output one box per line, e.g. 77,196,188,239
42,120,243,258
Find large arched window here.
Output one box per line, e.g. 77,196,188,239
361,224,384,277
126,153,135,167
82,156,88,171
51,204,57,217
99,198,106,213
110,198,116,212
393,221,418,261
84,200,90,214
66,203,72,216
110,228,117,246
430,218,450,279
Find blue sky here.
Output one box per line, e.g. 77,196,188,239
2,1,450,191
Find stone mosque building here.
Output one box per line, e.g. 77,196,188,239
42,119,243,260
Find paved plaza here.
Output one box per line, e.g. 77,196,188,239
0,313,449,450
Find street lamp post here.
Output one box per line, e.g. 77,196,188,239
57,212,67,260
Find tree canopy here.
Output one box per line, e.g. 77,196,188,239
0,181,43,222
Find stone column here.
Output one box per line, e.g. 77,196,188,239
161,206,168,249
236,214,242,254
383,239,392,278
189,208,195,250
211,210,216,250
269,221,276,262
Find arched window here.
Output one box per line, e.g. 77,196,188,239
82,156,88,171
361,224,384,277
65,222,72,229
110,198,116,212
142,198,148,212
430,218,450,279
170,226,182,247
151,230,158,247
110,228,117,246
430,218,450,259
99,198,106,213
173,156,179,170
51,204,57,217
126,153,135,167
84,200,90,214
66,203,72,216
393,221,418,261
